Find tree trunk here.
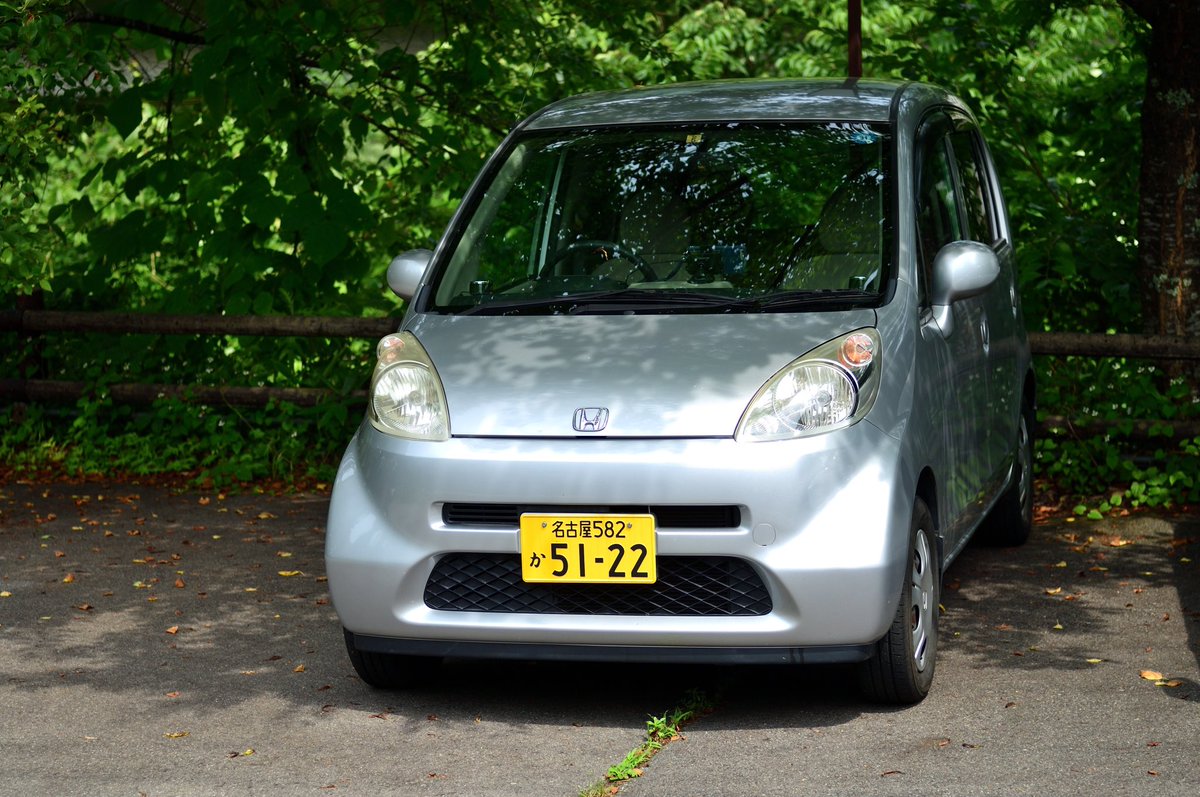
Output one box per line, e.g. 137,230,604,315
1132,1,1200,351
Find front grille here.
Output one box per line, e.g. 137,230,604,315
424,553,771,616
442,503,741,529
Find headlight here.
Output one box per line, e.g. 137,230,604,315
368,332,450,441
735,328,881,442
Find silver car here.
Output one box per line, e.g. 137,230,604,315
326,79,1034,704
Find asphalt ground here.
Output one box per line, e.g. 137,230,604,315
1,478,1197,796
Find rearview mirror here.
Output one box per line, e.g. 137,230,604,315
930,241,1000,336
386,249,434,300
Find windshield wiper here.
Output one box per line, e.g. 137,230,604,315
456,289,757,316
754,290,878,312
566,290,761,314
454,288,878,316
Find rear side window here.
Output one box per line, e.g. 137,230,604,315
949,130,995,245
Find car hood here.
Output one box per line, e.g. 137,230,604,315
405,311,877,438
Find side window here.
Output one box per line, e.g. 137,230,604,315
915,116,962,297
949,129,994,244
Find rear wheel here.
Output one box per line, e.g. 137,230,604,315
860,497,939,704
343,629,440,689
979,398,1034,546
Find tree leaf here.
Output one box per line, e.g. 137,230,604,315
107,88,144,138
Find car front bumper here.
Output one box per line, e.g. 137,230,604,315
325,419,916,661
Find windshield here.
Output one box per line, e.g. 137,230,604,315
431,122,890,315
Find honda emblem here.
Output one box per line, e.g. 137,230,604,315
573,407,610,433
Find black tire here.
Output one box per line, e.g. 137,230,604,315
860,497,939,705
343,628,440,689
979,399,1034,547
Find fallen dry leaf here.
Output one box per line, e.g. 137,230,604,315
1,591,12,598
165,691,181,698
1140,670,1165,681
62,573,75,584
293,664,306,673
164,731,189,739
277,570,303,577
74,604,93,612
165,626,179,635
1045,587,1063,595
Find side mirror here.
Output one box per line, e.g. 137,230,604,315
386,249,434,300
930,241,1000,336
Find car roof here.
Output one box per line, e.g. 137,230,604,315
521,78,949,131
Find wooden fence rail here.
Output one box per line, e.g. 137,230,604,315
2,310,1199,439
3,309,1200,359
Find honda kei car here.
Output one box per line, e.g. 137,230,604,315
326,79,1034,703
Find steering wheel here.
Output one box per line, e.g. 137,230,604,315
545,240,657,282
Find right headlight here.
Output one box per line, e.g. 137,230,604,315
368,332,450,441
735,328,881,442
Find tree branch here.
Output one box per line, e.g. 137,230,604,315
68,12,206,46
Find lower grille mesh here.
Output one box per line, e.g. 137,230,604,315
424,553,771,616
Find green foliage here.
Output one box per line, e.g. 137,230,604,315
0,395,354,486
603,689,712,785
1037,355,1200,509
1,1,1191,504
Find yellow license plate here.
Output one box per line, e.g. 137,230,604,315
519,513,657,584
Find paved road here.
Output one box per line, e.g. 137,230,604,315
1,480,1197,796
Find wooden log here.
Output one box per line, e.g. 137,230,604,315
0,309,398,339
0,378,366,408
3,310,1198,359
1037,415,1200,440
1028,331,1200,360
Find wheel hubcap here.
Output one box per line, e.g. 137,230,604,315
909,528,935,673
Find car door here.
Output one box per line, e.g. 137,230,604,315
913,111,995,550
945,119,1023,497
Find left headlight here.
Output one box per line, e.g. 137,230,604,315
735,328,881,442
368,332,450,441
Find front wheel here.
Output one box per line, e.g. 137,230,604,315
343,628,440,689
859,497,940,704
